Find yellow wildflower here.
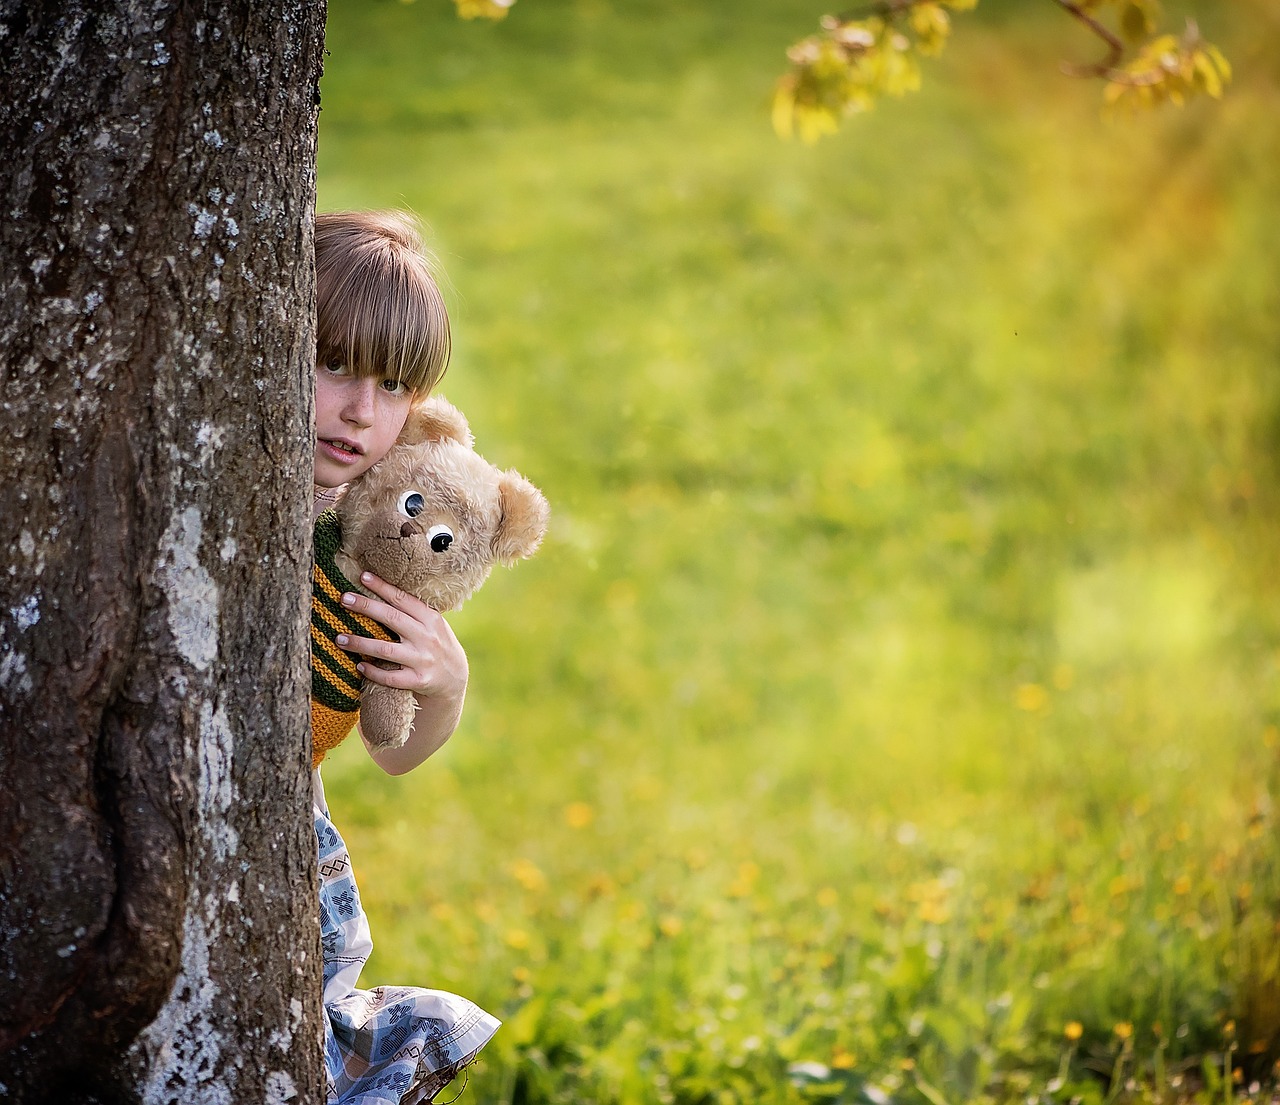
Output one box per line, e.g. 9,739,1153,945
563,801,595,829
728,860,761,898
1014,683,1049,712
510,857,547,892
586,872,616,899
684,847,709,871
918,900,951,925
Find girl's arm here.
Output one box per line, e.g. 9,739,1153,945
336,572,470,777
364,679,467,776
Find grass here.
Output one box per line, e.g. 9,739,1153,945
316,1,1280,1102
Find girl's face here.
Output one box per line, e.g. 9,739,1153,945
314,361,415,488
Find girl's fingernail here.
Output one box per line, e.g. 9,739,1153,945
361,572,373,583
356,663,365,674
335,634,349,646
342,593,356,606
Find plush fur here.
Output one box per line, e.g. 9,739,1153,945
334,396,548,749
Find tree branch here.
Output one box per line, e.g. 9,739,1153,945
1051,0,1125,76
1052,0,1172,86
831,0,928,24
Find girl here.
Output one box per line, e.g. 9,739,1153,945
311,210,499,1104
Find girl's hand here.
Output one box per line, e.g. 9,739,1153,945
336,572,468,775
337,572,468,701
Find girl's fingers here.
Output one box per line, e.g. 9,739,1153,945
356,662,421,690
336,632,401,661
341,584,451,642
353,572,432,618
340,590,416,636
336,573,466,699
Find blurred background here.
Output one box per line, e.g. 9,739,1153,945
317,2,1280,1102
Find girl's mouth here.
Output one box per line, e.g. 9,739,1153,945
320,438,363,462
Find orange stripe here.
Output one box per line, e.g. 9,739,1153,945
313,600,373,648
313,571,394,643
312,621,360,683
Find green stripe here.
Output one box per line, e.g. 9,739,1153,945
313,588,382,641
310,510,401,714
313,636,361,698
312,513,399,641
312,665,360,712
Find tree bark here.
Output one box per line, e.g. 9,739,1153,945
0,2,326,1101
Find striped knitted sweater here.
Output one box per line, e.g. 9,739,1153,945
311,509,396,768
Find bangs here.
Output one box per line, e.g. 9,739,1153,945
315,212,452,394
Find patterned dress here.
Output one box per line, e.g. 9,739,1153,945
312,486,500,1104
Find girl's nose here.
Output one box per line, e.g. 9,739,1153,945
342,377,377,426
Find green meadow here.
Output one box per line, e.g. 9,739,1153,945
316,2,1280,1102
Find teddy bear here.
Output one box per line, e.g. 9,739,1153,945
311,396,549,767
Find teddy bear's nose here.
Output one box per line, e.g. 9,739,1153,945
400,521,418,539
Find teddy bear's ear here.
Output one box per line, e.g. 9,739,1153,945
493,471,550,565
399,396,474,448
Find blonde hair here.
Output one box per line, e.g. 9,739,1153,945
315,210,451,394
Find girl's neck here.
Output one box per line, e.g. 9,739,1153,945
313,482,346,522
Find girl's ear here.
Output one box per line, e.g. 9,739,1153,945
399,395,473,448
493,471,550,565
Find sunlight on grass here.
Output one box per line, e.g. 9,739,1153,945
317,1,1280,1102
1056,546,1227,666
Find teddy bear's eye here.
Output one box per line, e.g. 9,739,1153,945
398,491,426,518
427,524,454,553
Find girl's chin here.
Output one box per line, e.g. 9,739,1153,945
314,454,368,487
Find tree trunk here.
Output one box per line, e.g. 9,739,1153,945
0,2,327,1101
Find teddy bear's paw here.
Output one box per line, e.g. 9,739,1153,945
359,685,417,749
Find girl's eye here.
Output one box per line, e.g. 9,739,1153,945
397,491,425,518
426,524,454,553
323,361,352,377
380,377,407,396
